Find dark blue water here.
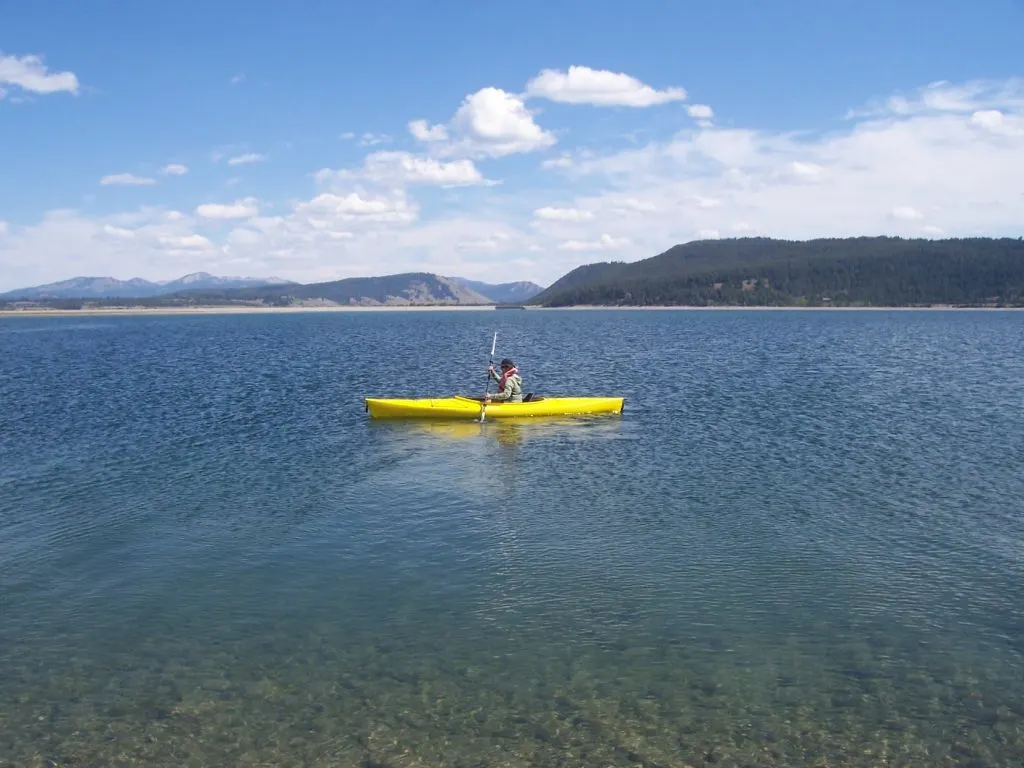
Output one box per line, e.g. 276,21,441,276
2,309,1023,767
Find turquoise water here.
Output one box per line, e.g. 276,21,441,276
1,309,1022,767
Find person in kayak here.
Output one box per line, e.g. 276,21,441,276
485,358,523,403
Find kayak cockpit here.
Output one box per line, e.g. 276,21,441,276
456,393,546,403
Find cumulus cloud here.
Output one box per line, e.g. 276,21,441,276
195,198,260,220
525,65,686,107
0,52,79,96
3,76,1024,290
969,109,1024,137
410,86,556,159
408,119,449,142
562,80,1021,240
557,233,630,251
695,196,722,209
319,151,492,188
687,104,714,119
158,234,214,250
534,206,594,222
0,208,229,289
781,161,825,182
100,173,157,186
293,191,417,224
101,224,136,239
160,164,189,176
227,153,266,166
890,206,924,221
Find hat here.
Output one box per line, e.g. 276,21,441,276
500,358,515,368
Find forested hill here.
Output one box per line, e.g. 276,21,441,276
531,237,1024,307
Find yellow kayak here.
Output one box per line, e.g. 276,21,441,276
364,394,625,420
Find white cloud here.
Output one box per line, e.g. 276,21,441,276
100,173,157,186
339,131,356,140
227,153,266,166
0,53,79,96
970,109,1024,137
159,234,214,250
230,73,245,85
557,233,630,251
408,119,449,142
785,161,825,180
321,150,491,188
848,78,1024,119
101,224,135,239
419,87,556,159
0,221,9,236
195,198,260,220
612,197,659,213
293,191,417,224
3,77,1024,292
524,65,685,107
358,133,392,147
160,163,189,176
687,104,714,119
534,206,594,222
891,206,924,221
0,208,232,290
541,155,575,170
455,233,511,252
528,78,1024,266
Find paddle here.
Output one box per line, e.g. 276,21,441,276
480,331,497,423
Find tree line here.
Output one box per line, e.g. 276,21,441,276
531,237,1024,307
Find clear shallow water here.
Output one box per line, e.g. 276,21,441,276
1,309,1022,767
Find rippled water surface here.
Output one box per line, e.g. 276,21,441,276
1,309,1023,767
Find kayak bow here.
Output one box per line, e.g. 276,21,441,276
364,394,624,420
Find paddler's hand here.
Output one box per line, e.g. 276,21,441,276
484,394,491,402
488,365,495,374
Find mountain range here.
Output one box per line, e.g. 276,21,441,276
6,236,1021,309
0,272,297,300
1,272,546,305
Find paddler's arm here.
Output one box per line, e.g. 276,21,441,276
486,378,513,402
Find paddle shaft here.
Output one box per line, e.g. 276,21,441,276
480,332,497,422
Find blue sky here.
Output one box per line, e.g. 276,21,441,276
2,0,1023,290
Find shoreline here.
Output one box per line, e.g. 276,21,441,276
0,305,499,318
1,303,1022,318
535,304,1024,311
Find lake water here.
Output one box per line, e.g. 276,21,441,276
1,309,1022,767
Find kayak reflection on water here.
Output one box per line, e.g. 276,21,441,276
367,415,625,447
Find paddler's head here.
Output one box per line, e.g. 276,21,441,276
500,358,515,371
